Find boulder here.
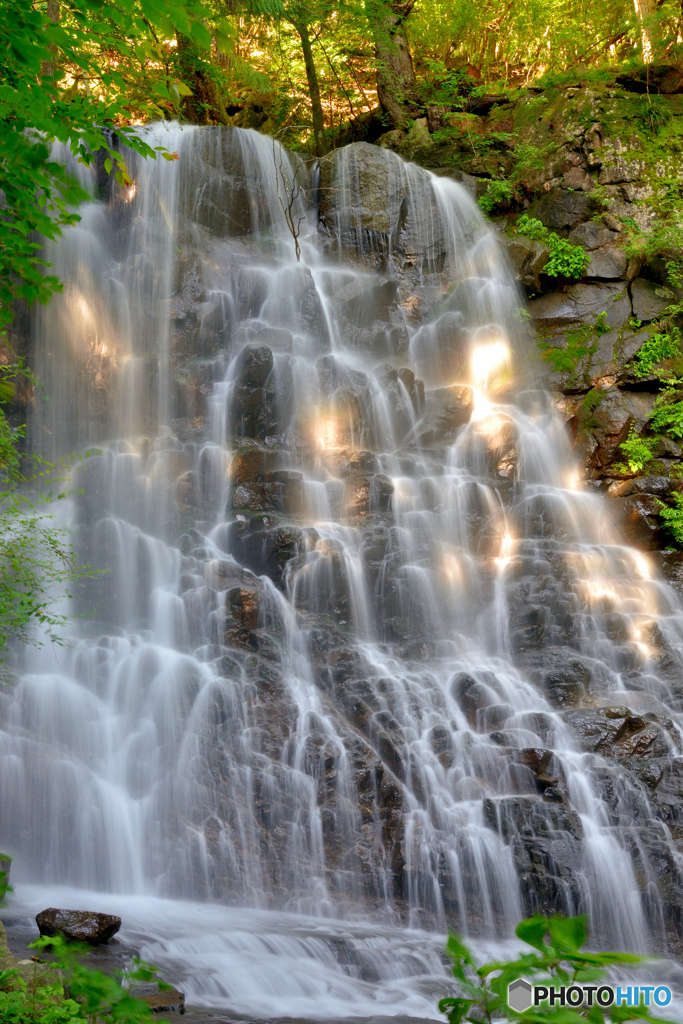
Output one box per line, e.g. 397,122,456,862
585,245,628,280
568,222,619,250
412,312,471,383
36,908,121,945
631,278,676,322
528,283,631,329
232,344,274,388
417,385,474,446
526,190,594,230
180,128,310,238
504,236,550,292
562,706,675,760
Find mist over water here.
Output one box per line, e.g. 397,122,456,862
3,123,683,1017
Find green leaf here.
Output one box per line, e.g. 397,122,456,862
438,997,475,1024
516,916,550,952
548,915,587,952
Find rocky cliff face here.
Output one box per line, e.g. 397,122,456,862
7,122,683,957
379,67,683,584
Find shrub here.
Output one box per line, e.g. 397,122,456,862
515,216,589,278
440,913,674,1024
613,424,656,475
479,180,517,214
658,491,683,547
0,933,171,1024
650,378,683,439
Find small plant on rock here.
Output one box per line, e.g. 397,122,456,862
613,424,656,475
658,492,683,548
479,179,518,215
0,933,172,1024
630,327,682,379
650,378,683,439
515,216,589,279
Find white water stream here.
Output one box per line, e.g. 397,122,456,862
2,123,683,1016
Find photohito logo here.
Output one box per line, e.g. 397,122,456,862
507,980,672,1012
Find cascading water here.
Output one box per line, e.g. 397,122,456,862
3,122,683,1018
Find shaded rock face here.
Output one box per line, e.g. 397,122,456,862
36,909,121,945
9,124,683,964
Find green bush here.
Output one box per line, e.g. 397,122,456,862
630,328,682,379
658,491,683,547
0,935,171,1024
440,913,674,1024
613,424,656,475
516,216,589,278
479,180,517,214
650,378,683,439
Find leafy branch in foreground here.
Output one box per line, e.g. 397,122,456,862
440,914,673,1024
0,932,172,1024
0,0,232,330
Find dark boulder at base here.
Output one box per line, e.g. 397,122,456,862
36,908,121,944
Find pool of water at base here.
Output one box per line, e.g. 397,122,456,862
6,886,683,1023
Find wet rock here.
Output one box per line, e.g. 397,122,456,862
562,706,675,760
180,128,310,238
228,344,283,439
480,702,514,731
129,984,185,1015
412,311,471,383
631,278,677,322
452,671,498,728
585,245,628,280
36,908,121,945
230,469,304,515
229,447,280,485
319,142,449,277
336,278,400,328
484,794,583,841
568,222,619,250
528,283,631,330
233,344,274,387
657,551,683,595
651,759,683,824
543,663,589,708
234,325,294,353
581,387,655,469
526,190,594,230
417,385,474,445
612,493,662,549
504,236,550,293
228,519,304,585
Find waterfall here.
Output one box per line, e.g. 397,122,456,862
2,123,683,1018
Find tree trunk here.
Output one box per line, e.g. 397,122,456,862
42,0,59,80
176,33,229,125
633,0,658,63
294,19,327,156
365,0,421,129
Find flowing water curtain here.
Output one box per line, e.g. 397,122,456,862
1,127,683,967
